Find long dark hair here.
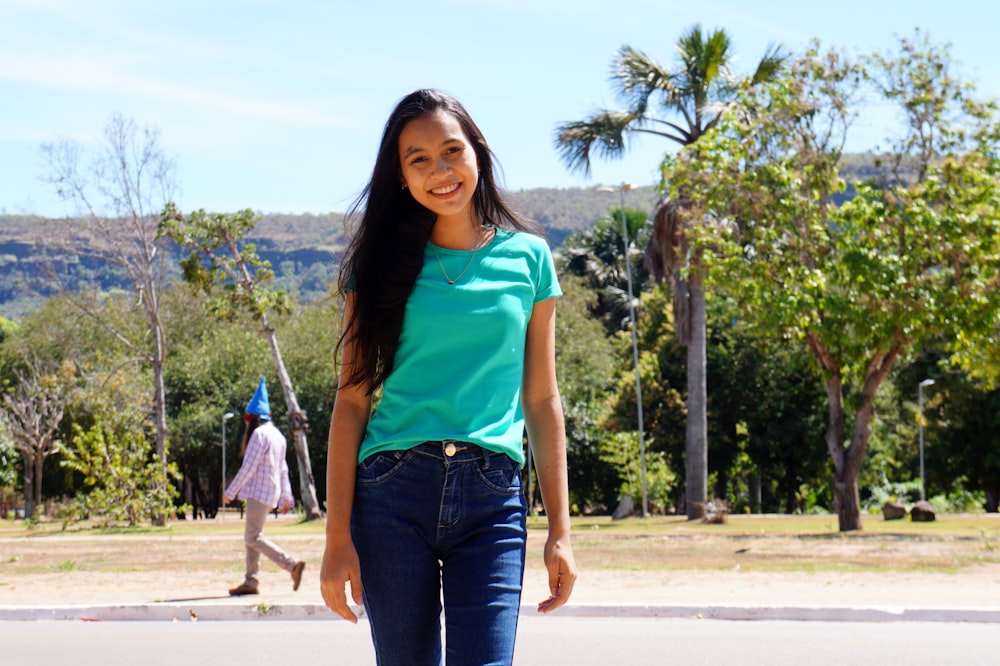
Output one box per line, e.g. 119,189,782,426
239,415,267,457
337,89,542,393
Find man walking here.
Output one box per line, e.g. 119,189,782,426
224,378,305,595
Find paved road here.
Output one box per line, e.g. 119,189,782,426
2,616,997,665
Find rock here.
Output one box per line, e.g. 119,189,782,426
611,495,634,520
701,499,729,524
910,500,937,522
882,501,906,520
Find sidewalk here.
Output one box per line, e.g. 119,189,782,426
3,516,999,624
3,562,999,623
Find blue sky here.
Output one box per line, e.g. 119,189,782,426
2,0,997,217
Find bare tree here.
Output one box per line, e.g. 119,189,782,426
0,361,71,518
39,114,175,476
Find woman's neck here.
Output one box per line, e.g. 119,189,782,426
429,214,489,250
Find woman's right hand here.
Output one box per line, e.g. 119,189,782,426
319,537,364,623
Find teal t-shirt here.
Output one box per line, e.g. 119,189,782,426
359,227,561,465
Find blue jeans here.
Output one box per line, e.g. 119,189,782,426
352,440,528,666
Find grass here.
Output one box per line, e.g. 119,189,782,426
1,512,998,579
546,514,1000,575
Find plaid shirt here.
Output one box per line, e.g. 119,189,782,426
225,420,293,509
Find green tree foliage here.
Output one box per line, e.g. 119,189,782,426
553,276,620,512
556,25,788,519
704,302,830,514
661,33,1000,530
0,360,71,518
558,208,651,336
903,345,1000,512
159,205,323,519
265,300,342,504
599,431,675,513
162,286,340,518
165,308,271,517
60,419,183,527
603,284,830,514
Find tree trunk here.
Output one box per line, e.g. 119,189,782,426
685,262,708,520
810,333,903,533
33,455,43,517
833,470,863,531
22,453,36,519
984,483,999,513
151,322,168,466
150,316,169,526
262,317,323,520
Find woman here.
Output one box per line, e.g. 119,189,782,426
320,89,576,665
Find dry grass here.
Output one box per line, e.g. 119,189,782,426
541,513,1000,576
1,512,999,581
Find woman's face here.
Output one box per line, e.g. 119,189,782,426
398,109,479,225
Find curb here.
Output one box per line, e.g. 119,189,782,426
2,602,998,623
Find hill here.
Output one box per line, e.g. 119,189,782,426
0,185,657,320
0,149,905,321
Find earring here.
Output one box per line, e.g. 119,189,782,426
401,182,408,190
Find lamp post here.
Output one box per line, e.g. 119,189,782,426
598,183,648,517
222,411,235,516
918,379,935,501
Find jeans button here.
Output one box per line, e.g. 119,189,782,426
444,442,457,457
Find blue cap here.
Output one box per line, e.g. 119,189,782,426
245,377,271,420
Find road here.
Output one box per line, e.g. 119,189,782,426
2,616,997,665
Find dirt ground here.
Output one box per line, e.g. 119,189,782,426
2,515,999,610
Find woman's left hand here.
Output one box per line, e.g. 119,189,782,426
537,534,577,613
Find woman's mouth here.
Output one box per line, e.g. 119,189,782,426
430,182,460,197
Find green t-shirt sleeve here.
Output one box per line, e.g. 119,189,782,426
532,235,562,303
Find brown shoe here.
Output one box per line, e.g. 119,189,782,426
228,583,259,596
291,560,306,591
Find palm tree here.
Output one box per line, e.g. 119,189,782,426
558,208,651,336
554,24,785,519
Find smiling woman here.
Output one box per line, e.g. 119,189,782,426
320,88,577,666
398,109,482,239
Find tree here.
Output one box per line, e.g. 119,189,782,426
552,274,621,512
0,360,71,518
554,25,786,518
159,205,323,520
162,290,272,518
39,114,176,491
558,207,651,336
60,418,182,527
662,35,1000,530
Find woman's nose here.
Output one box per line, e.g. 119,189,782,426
433,156,452,174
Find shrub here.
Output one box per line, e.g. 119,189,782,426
60,419,185,527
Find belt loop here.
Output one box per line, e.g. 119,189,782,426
481,445,490,470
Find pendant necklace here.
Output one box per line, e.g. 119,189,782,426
430,225,494,285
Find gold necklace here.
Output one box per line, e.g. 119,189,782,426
430,226,495,285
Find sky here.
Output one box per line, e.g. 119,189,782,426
2,0,998,218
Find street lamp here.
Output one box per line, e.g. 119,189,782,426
598,183,648,517
222,411,235,516
918,379,935,501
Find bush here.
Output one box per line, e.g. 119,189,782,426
600,431,675,514
60,420,186,527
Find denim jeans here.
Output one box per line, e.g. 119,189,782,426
352,440,528,666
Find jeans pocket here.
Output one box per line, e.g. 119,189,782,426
356,450,409,486
473,453,523,495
